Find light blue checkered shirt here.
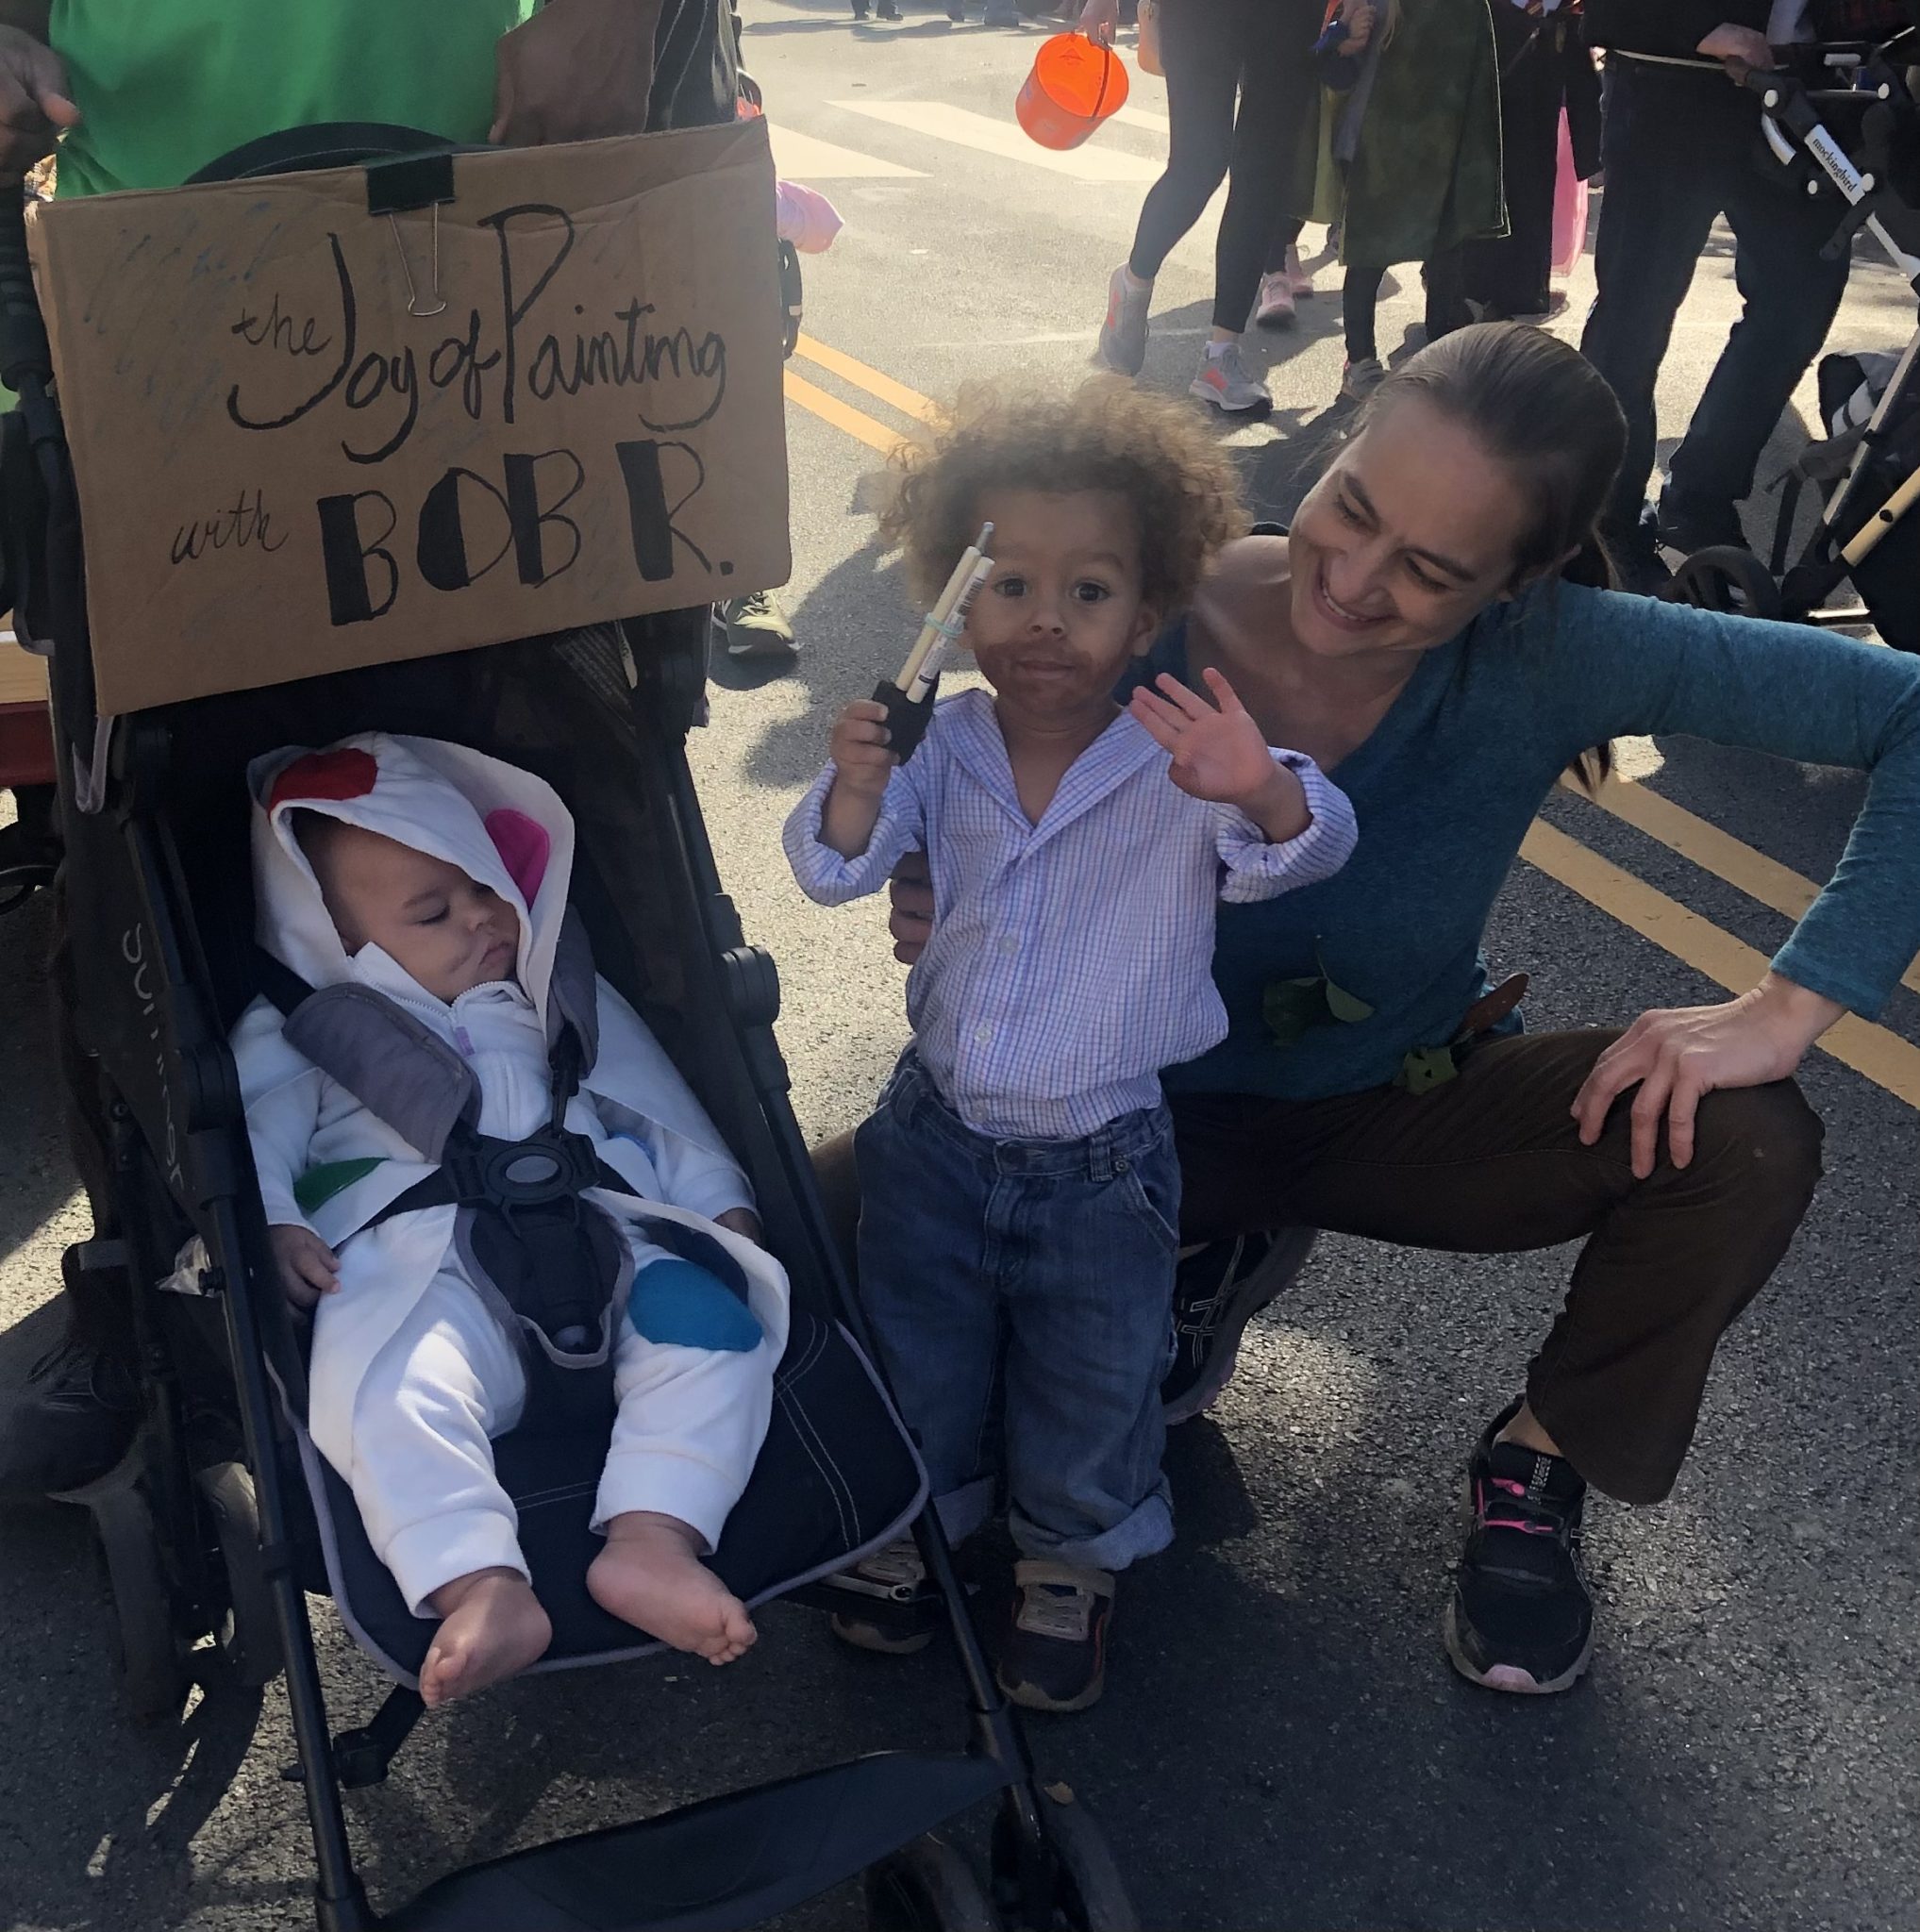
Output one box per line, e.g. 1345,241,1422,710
784,690,1358,1140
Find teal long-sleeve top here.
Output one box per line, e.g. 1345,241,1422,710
1143,582,1920,1102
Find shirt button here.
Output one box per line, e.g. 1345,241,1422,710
973,1024,993,1045
998,934,1020,955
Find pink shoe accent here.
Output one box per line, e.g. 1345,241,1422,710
1474,1478,1556,1535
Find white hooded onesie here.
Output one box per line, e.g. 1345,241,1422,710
233,732,789,1615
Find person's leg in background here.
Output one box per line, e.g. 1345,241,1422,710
1341,264,1388,397
1170,1027,1824,1693
1578,60,1731,585
1190,0,1320,415
1253,215,1308,326
1460,6,1562,319
1658,123,1853,552
1099,0,1242,376
0,872,139,1500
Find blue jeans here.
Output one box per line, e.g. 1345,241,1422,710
853,1054,1178,1573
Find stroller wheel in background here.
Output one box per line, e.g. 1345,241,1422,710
865,1833,1003,1931
195,1460,284,1690
1658,545,1783,623
53,1430,189,1724
993,1785,1141,1932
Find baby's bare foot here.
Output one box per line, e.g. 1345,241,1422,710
588,1513,757,1664
420,1569,552,1707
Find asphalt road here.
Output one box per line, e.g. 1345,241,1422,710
4,8,1918,1928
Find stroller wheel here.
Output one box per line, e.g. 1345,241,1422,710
865,1833,1003,1931
54,1432,188,1724
993,1784,1140,1932
1659,545,1783,623
195,1460,283,1690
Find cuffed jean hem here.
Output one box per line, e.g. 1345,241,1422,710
932,1475,996,1549
1011,1480,1175,1574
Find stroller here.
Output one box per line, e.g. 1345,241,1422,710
0,125,1139,1932
1658,0,1920,651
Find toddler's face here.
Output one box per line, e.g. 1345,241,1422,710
307,821,521,1003
965,488,1160,724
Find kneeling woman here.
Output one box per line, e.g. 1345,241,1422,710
867,323,1920,1696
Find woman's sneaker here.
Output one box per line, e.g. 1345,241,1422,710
1161,1226,1316,1424
1341,356,1385,403
1190,340,1272,415
997,1559,1114,1713
826,1538,942,1655
1098,265,1152,376
1444,1403,1594,1695
1253,271,1296,330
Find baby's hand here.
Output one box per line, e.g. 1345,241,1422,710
828,700,897,799
713,1207,764,1247
1340,0,1376,51
270,1224,340,1311
1129,668,1284,811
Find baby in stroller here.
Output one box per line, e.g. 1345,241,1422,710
235,730,790,1707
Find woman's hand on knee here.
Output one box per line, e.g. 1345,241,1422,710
887,849,935,965
1571,976,1842,1178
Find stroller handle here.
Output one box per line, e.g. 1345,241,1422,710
0,192,53,401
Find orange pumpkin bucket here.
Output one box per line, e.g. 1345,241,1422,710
1015,33,1130,152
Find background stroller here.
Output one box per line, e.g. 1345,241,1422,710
1659,0,1920,651
0,117,1140,1932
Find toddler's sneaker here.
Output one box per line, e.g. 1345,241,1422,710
1340,355,1385,403
1444,1402,1594,1695
1190,340,1272,415
1252,271,1296,330
1098,264,1152,377
997,1559,1114,1713
1287,241,1317,299
826,1537,942,1655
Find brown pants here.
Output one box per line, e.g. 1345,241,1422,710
813,1030,1824,1508
1167,1030,1824,1505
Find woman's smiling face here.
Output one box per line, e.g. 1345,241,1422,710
1287,393,1538,662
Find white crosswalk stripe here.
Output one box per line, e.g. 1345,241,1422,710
827,98,1164,182
768,125,926,179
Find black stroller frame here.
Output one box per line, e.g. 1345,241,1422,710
0,131,1139,1932
1660,15,1920,650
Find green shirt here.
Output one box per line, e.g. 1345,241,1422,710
50,0,536,197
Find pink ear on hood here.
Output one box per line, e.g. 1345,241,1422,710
485,808,550,906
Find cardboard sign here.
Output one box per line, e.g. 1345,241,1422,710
27,119,790,714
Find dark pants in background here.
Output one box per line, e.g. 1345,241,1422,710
1580,56,1852,541
1127,0,1319,331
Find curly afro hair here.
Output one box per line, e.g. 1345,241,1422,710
878,376,1248,615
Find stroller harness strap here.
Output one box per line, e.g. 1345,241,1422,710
255,935,752,1435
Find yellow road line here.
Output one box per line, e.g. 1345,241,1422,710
1567,774,1920,999
782,368,908,455
1522,820,1920,1108
793,335,943,426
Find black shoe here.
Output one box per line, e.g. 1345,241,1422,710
1655,487,1745,558
1602,508,1671,598
1444,1403,1594,1695
1160,1227,1315,1425
997,1560,1112,1714
0,1329,140,1501
876,1,902,17
826,1538,943,1655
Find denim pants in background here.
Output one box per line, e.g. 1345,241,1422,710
852,1054,1179,1573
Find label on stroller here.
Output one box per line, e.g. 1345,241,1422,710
27,119,792,713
